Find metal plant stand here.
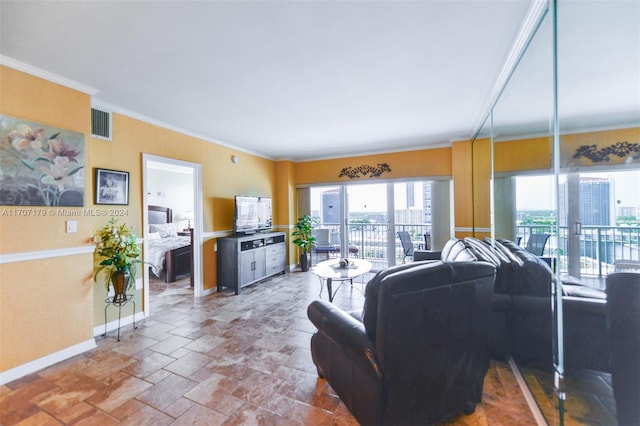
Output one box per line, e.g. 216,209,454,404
103,294,136,341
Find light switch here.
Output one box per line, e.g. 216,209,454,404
66,220,78,233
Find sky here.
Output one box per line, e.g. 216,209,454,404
310,182,425,214
309,169,639,216
516,170,640,211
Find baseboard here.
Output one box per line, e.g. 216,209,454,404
507,355,547,426
201,287,216,297
0,338,97,386
94,311,147,337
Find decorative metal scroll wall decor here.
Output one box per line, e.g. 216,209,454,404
573,141,640,163
339,163,391,179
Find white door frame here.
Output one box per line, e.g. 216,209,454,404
142,154,204,318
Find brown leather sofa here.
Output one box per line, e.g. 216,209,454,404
307,260,496,425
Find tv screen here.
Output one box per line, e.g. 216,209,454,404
257,197,272,230
234,196,272,234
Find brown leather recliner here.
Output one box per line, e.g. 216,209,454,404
307,260,496,425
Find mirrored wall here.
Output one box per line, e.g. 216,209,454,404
473,0,640,424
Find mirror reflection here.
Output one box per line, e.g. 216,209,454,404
474,0,639,424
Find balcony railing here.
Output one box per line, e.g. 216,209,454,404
314,222,431,264
314,223,639,277
516,225,640,277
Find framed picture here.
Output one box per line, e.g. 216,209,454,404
94,168,129,205
1,114,86,206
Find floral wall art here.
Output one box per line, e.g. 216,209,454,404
0,114,85,206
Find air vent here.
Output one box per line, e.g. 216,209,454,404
91,107,112,140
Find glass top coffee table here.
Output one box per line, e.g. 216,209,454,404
311,258,372,302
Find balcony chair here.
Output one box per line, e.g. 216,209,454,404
312,229,337,259
312,229,359,260
397,231,415,263
524,233,550,256
307,260,497,425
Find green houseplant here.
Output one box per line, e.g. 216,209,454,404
292,214,316,271
94,218,143,302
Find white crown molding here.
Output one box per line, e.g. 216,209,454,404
0,56,268,160
93,100,271,160
0,338,97,386
0,55,98,95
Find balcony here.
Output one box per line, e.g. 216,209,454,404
517,225,640,277
312,223,639,278
312,223,431,268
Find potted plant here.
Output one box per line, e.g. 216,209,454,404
94,218,143,302
292,214,316,272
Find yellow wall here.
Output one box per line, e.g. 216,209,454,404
493,128,639,173
451,141,473,237
0,66,279,374
495,136,552,173
274,161,296,265
294,147,452,185
91,112,277,321
560,127,640,168
0,66,94,372
472,138,491,232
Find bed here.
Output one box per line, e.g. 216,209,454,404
147,205,193,284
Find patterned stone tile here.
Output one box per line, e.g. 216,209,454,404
223,402,283,425
134,373,196,411
118,404,174,426
0,274,542,425
12,410,62,426
122,351,176,379
169,403,228,426
86,375,152,413
146,335,193,355
162,350,213,378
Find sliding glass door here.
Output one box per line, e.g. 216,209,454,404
307,180,438,271
346,183,390,271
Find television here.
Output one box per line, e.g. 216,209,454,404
233,196,272,234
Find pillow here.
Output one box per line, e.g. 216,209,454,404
147,232,161,241
149,223,177,238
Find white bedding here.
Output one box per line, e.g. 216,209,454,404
147,235,191,277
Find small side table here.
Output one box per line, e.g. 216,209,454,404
103,294,137,341
311,258,372,302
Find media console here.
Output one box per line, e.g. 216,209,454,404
217,231,286,295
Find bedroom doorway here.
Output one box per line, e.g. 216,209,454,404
142,154,203,318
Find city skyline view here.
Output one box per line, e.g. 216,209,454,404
516,170,640,213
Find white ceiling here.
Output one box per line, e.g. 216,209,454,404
1,1,637,161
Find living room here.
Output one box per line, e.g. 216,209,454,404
1,0,638,424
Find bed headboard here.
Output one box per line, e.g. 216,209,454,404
149,205,172,224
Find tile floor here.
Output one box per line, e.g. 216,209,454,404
520,363,617,426
1,269,536,425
